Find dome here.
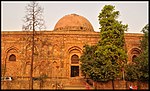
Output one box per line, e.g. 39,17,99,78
54,14,94,32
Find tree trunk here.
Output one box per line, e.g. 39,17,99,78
93,81,97,89
112,80,114,90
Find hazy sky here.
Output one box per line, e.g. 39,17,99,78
1,1,148,33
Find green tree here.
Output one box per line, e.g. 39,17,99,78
125,24,149,82
96,4,128,81
135,24,149,82
80,45,97,78
80,5,128,89
124,63,139,81
140,24,148,52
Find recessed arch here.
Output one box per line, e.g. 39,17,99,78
3,46,20,65
68,46,82,78
5,46,19,53
129,47,141,55
68,46,82,54
128,47,141,63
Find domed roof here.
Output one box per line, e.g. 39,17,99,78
54,14,94,32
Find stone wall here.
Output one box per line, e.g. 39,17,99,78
1,31,144,89
92,80,149,90
2,78,148,90
1,77,83,90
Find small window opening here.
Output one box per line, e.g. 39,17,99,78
9,54,16,61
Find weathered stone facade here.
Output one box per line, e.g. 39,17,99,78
1,14,144,89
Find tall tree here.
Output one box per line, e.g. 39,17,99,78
22,1,46,89
80,5,128,89
96,5,128,89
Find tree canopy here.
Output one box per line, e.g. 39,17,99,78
80,5,128,82
125,24,149,82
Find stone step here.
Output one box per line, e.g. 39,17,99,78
63,85,93,90
63,80,94,90
59,78,94,90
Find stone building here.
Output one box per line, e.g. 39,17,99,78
1,14,143,89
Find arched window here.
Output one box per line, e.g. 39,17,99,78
9,54,16,61
71,54,79,64
130,48,141,63
132,55,137,62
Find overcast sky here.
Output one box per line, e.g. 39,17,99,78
1,1,148,33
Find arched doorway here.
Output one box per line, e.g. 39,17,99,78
68,46,82,78
71,54,79,77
